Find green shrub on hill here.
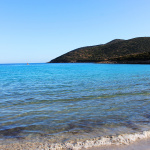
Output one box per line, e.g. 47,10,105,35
49,37,150,63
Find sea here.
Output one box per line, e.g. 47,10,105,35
0,63,150,149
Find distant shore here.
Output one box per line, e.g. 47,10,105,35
48,60,150,64
96,60,150,64
49,37,150,63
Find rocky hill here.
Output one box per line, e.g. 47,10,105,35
49,37,150,64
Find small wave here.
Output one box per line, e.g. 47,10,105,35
1,130,150,149
48,130,150,150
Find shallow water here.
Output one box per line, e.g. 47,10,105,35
0,63,150,148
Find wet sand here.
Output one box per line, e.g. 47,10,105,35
84,138,150,150
0,138,150,150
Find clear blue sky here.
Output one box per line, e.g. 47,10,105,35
0,0,150,63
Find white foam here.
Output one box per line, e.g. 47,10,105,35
48,130,150,150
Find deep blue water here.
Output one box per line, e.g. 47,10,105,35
0,63,150,142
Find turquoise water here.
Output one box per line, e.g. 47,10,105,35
0,63,150,144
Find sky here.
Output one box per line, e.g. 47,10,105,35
0,0,150,63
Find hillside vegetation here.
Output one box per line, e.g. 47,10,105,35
49,37,150,63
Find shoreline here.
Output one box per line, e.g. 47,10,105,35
0,138,150,150
0,130,150,150
85,138,150,150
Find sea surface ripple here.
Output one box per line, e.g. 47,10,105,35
0,63,150,147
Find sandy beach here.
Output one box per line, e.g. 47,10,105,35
85,138,150,150
0,137,149,150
